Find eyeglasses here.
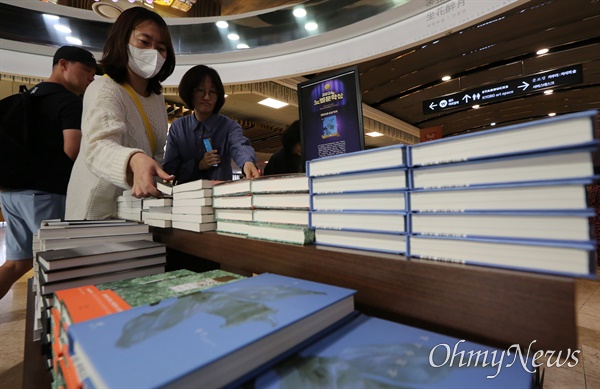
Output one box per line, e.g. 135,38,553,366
194,88,218,98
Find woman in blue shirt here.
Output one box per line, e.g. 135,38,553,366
163,65,259,183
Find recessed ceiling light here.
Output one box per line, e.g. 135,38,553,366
548,112,556,117
544,90,554,95
536,48,549,55
227,33,239,41
54,24,71,33
490,122,496,126
258,98,288,109
237,43,249,49
293,8,306,17
65,36,82,45
216,21,228,28
366,131,384,137
441,75,451,81
472,104,480,109
305,22,318,31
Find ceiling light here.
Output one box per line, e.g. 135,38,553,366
65,36,82,45
490,122,496,126
472,104,480,109
305,22,318,31
366,131,384,137
258,98,288,109
227,33,239,41
54,24,71,33
536,48,549,55
237,43,249,49
43,14,59,20
293,8,306,17
544,90,554,95
548,112,556,117
216,21,228,28
441,75,451,81
129,0,136,3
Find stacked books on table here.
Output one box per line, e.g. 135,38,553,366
407,109,599,278
166,179,219,232
48,269,247,387
215,174,314,245
141,195,173,229
49,271,536,389
116,189,143,221
308,110,599,278
32,219,157,342
63,273,356,389
308,144,409,254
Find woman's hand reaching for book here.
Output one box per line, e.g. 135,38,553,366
128,152,174,198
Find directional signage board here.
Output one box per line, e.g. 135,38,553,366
423,64,583,114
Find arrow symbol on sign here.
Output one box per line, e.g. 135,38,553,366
518,81,529,91
429,102,438,110
462,94,471,103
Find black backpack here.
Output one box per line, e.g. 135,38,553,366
0,85,42,190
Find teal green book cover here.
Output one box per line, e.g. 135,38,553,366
97,269,246,306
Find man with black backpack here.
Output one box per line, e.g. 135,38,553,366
0,46,98,300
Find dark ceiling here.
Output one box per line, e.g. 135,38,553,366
1,0,599,160
356,0,600,139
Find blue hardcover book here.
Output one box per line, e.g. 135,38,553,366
311,190,407,212
315,228,407,255
410,142,598,190
310,211,407,234
409,177,597,212
254,314,535,389
67,273,356,389
310,167,408,195
410,210,595,243
409,109,598,167
408,234,596,278
306,144,406,177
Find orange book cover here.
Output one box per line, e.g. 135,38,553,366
59,348,81,389
57,285,131,326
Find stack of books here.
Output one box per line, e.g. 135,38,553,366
407,109,599,277
32,220,164,338
55,272,535,388
168,179,219,232
214,174,314,245
116,189,143,221
32,219,156,341
48,269,247,387
247,174,312,245
305,110,599,277
141,195,173,229
65,273,356,389
308,144,409,254
214,179,255,236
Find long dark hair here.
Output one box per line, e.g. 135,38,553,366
178,65,226,114
100,7,175,95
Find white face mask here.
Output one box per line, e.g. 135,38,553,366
127,44,166,79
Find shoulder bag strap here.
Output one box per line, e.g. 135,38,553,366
103,74,156,154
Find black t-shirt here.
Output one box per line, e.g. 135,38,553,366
28,82,82,194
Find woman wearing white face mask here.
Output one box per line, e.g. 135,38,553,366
66,7,176,220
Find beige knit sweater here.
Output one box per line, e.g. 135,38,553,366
65,76,167,220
